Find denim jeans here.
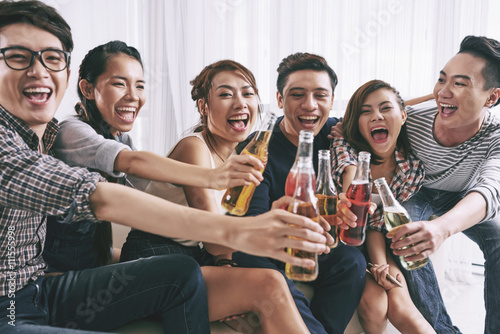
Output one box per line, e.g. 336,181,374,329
120,229,212,265
43,216,100,272
0,255,209,333
234,242,366,334
403,186,500,334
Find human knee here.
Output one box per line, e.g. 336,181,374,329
254,269,287,294
358,296,387,327
149,254,204,285
341,246,367,277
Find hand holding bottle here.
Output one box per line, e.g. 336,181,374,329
209,154,264,190
337,192,377,230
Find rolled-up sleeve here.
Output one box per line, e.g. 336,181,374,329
0,125,104,222
53,118,130,177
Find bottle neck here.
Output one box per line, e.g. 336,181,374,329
316,156,336,195
354,160,370,182
377,181,397,208
294,158,316,201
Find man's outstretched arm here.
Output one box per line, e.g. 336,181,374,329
90,182,329,267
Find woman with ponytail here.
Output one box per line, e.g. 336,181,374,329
43,41,265,272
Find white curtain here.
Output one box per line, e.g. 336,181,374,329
49,0,497,281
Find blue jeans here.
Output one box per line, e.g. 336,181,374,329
403,187,500,334
120,229,212,265
43,216,100,272
0,255,209,333
234,242,366,334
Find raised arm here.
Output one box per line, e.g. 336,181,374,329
89,182,328,267
54,118,263,190
116,149,263,190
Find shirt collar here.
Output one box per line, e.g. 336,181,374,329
0,104,59,152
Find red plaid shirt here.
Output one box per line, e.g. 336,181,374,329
331,137,425,232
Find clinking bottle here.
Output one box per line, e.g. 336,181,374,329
315,149,339,248
339,151,371,246
285,147,319,282
285,130,315,197
374,177,428,270
221,112,277,216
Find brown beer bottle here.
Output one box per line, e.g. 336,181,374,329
221,112,277,216
374,177,428,270
315,149,339,248
339,151,371,246
285,134,319,282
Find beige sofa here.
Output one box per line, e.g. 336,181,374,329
110,223,408,333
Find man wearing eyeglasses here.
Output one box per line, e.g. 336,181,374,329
0,1,330,332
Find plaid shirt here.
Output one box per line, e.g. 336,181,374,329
331,137,425,232
0,105,103,296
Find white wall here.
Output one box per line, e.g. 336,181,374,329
44,0,500,154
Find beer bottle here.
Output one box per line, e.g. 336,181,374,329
285,130,315,197
374,177,428,270
285,147,319,282
339,151,371,246
315,150,339,248
221,112,277,216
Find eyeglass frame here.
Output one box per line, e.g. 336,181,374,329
0,46,71,72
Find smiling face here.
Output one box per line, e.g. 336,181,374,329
277,70,334,145
433,52,498,137
203,70,259,144
358,88,406,159
0,23,70,136
85,54,145,137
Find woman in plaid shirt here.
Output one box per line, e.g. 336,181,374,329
332,80,434,333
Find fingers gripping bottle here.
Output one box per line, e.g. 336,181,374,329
285,130,316,197
374,177,428,270
339,151,371,246
315,150,339,248
285,131,319,282
221,112,277,216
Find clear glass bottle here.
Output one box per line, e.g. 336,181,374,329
315,149,339,248
374,177,428,270
221,112,277,216
339,151,371,246
285,130,315,197
285,150,319,282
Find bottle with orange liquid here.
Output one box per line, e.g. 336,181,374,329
221,112,277,216
315,149,339,248
339,151,371,246
374,177,428,270
285,133,319,282
285,130,315,197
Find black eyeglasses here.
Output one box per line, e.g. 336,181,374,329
0,46,70,72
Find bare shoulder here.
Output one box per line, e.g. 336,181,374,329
169,134,211,167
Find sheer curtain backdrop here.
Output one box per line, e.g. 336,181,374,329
47,0,498,285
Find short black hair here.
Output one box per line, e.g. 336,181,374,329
276,52,338,96
459,35,500,106
0,0,73,53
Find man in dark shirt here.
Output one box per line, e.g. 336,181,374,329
234,52,366,334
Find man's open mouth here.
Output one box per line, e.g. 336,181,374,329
23,87,52,103
298,115,319,126
440,103,458,115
